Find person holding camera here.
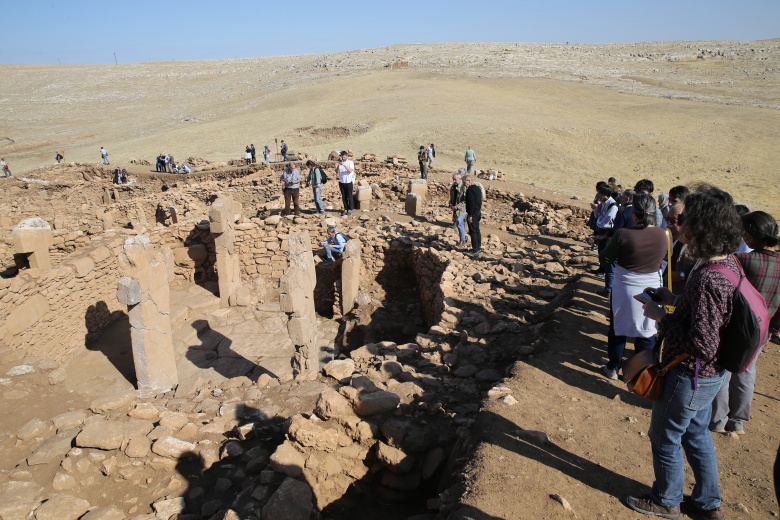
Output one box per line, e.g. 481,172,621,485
336,151,355,216
280,161,301,216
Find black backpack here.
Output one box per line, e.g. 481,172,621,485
705,258,770,373
318,167,329,184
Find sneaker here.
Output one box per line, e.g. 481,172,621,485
626,495,681,519
466,250,481,258
725,420,744,435
708,423,727,434
321,260,334,267
602,365,618,380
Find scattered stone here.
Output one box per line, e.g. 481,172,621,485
17,417,53,441
262,477,313,520
6,364,35,376
353,390,401,416
80,506,127,520
28,428,81,466
33,493,91,520
151,436,197,458
76,419,154,450
151,496,184,519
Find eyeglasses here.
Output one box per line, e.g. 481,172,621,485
666,214,685,225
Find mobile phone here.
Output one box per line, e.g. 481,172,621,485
633,292,654,304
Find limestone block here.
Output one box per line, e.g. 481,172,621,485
116,277,142,306
408,179,428,198
11,218,52,251
67,255,95,277
76,419,154,450
270,442,305,477
0,481,44,519
172,244,207,267
288,315,315,345
405,193,423,217
356,186,372,201
262,477,313,520
151,436,197,458
27,428,80,466
341,239,362,315
6,294,49,335
208,203,230,234
353,390,401,416
33,493,91,520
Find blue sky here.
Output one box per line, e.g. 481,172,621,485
2,0,778,65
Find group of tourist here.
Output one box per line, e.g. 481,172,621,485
590,177,778,519
449,170,482,258
415,144,478,179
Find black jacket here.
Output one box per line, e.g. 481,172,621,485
466,184,482,216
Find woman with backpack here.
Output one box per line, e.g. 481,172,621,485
305,160,326,214
710,210,779,435
627,187,742,520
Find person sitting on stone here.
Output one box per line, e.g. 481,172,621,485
322,226,347,267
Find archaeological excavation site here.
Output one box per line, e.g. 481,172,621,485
0,156,600,520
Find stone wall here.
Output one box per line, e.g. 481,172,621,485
0,237,128,361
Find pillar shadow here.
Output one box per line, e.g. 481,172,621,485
84,305,136,385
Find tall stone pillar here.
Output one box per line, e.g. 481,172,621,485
117,235,178,392
341,239,362,315
279,231,319,380
11,217,53,270
209,195,243,307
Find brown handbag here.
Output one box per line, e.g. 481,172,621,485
623,336,689,401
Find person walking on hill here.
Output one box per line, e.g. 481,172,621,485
250,144,256,164
418,146,429,179
1,158,11,178
336,151,355,215
464,146,476,174
428,143,435,169
55,151,63,164
464,175,482,258
263,146,271,165
280,161,301,216
100,147,109,165
280,140,289,162
450,169,468,247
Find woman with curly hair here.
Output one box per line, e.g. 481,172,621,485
627,187,742,520
710,210,779,435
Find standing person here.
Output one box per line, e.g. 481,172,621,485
280,140,289,162
710,210,779,435
464,175,482,258
168,154,175,173
1,158,11,177
464,146,476,174
250,144,256,164
417,146,428,179
336,151,355,215
658,193,671,221
449,169,468,247
306,159,326,214
280,162,301,216
55,151,63,164
594,185,619,295
629,187,742,520
428,143,435,168
598,194,667,380
663,203,695,294
668,185,690,207
164,154,171,173
263,146,271,164
100,147,109,165
322,227,347,267
635,179,666,229
245,146,252,166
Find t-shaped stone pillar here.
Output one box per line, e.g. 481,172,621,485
11,217,53,270
117,235,178,392
209,195,244,307
341,238,362,315
279,231,319,380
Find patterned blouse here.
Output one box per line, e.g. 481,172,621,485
659,255,738,378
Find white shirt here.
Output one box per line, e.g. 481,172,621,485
337,159,355,183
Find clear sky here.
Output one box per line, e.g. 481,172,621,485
2,0,778,65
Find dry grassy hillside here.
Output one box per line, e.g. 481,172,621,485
1,40,779,214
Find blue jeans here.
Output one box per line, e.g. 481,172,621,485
325,245,344,261
648,366,726,510
455,214,467,241
604,260,616,292
312,184,324,213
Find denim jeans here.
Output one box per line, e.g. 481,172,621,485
312,184,324,213
648,366,726,510
604,259,616,292
455,214,467,241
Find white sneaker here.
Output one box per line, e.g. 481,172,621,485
601,365,618,380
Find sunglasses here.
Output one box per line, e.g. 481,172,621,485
666,213,685,225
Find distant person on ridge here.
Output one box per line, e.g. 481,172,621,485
280,140,289,162
1,158,11,177
418,146,429,179
100,147,109,165
428,143,435,168
263,146,271,164
55,151,63,164
336,151,355,215
449,169,468,248
464,146,476,174
250,144,256,164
